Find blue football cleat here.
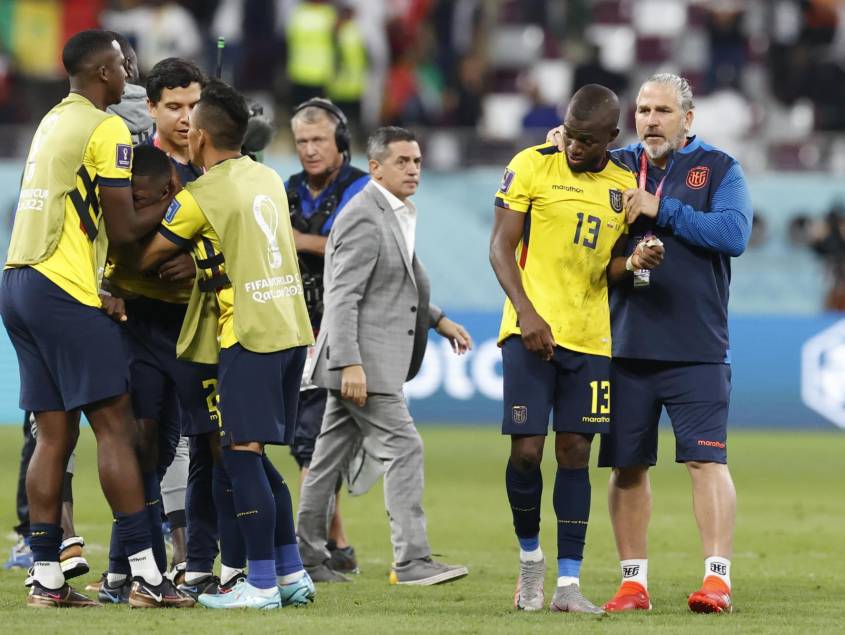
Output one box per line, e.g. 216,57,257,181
198,579,281,610
279,572,315,607
4,535,33,570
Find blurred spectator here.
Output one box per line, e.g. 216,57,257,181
101,1,202,74
0,50,23,124
747,213,767,249
768,0,845,129
432,0,482,80
216,0,282,93
443,55,484,128
799,201,845,310
382,49,428,126
286,0,337,107
789,214,811,247
519,76,559,132
383,24,443,127
704,2,748,92
572,44,627,96
328,4,368,135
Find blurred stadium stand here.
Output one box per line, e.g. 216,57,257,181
1,0,845,313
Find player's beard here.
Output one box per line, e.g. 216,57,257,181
643,127,687,162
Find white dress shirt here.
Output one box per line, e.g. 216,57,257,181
372,180,416,258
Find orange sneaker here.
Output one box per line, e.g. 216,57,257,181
603,581,651,612
688,576,732,614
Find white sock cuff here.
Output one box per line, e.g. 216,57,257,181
519,546,544,562
557,576,579,587
220,565,245,586
106,572,128,586
185,571,212,585
33,561,64,590
127,547,163,586
278,569,306,585
620,558,648,589
704,556,731,587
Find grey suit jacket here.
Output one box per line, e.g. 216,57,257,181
311,181,443,394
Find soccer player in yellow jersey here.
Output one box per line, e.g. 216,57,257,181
0,30,192,607
489,84,664,613
138,80,315,610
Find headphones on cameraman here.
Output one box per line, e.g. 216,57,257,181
292,98,350,156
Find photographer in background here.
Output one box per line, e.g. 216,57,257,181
284,98,369,578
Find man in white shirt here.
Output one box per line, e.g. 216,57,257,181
297,127,473,585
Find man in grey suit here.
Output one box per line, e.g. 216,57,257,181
297,126,472,585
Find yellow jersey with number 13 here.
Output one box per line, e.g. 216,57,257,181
494,143,635,357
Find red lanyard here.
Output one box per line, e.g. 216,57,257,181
638,150,668,197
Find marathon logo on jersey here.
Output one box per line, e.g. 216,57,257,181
709,562,728,576
697,439,726,449
622,565,640,578
165,199,181,223
115,144,132,169
609,189,623,213
512,405,527,425
499,168,516,194
686,165,710,190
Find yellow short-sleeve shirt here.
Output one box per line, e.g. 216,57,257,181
33,114,132,306
495,143,636,357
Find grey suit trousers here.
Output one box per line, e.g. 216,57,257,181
297,390,431,566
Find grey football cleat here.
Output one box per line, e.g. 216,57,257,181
390,557,468,586
550,583,605,614
514,558,545,611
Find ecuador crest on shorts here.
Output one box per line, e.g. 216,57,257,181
609,189,623,213
512,405,527,425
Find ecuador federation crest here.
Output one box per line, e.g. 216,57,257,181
512,405,528,425
609,189,623,213
686,165,710,189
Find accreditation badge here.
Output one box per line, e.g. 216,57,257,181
300,343,319,391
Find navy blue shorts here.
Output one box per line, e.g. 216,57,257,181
501,336,611,436
0,267,129,411
218,343,306,447
121,297,219,437
598,358,731,467
289,387,327,468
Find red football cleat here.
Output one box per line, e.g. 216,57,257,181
603,581,651,612
688,576,732,614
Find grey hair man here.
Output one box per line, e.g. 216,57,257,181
284,98,370,576
296,126,472,586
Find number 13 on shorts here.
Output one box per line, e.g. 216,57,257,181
589,380,610,414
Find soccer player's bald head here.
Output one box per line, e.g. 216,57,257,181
566,84,621,131
561,84,621,172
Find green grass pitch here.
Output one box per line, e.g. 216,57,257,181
0,425,842,634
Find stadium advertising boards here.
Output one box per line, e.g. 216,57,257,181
0,313,839,428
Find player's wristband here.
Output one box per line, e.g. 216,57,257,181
625,255,636,272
